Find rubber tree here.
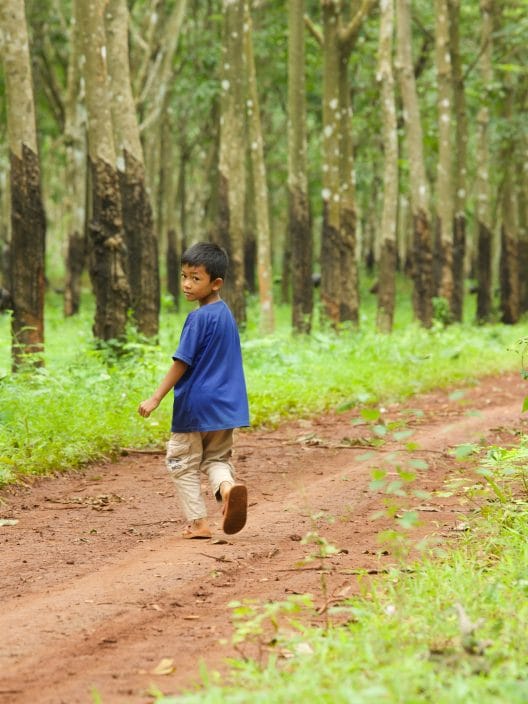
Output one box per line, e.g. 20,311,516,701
218,0,246,326
244,2,274,335
0,0,46,368
498,75,519,324
395,0,433,327
288,0,313,334
376,0,398,333
475,0,494,323
448,0,468,322
434,0,454,311
309,0,376,327
105,0,160,338
63,0,87,318
76,0,130,341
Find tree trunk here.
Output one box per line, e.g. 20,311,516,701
1,0,46,368
105,0,160,338
396,0,433,327
448,0,468,322
76,0,130,341
288,0,312,334
434,0,454,310
244,4,274,334
218,0,246,325
518,118,528,313
338,45,359,325
319,0,375,327
376,0,398,333
320,2,341,325
499,76,519,325
475,0,494,323
63,0,87,317
159,112,180,307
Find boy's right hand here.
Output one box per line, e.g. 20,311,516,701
138,397,160,418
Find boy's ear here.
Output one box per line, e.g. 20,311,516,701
212,277,224,291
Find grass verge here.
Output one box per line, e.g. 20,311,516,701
0,289,527,485
153,440,528,704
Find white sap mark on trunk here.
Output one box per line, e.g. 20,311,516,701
221,79,230,91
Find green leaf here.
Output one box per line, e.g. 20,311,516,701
397,468,416,483
371,468,387,481
393,430,414,442
522,396,528,413
454,443,479,460
360,408,381,423
409,458,429,471
397,511,419,529
449,390,466,401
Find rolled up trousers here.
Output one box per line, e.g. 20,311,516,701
165,429,236,521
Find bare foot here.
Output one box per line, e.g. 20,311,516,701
182,518,212,539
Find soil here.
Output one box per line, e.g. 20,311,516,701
0,372,526,704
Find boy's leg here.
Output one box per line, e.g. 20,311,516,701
201,430,247,534
166,432,211,538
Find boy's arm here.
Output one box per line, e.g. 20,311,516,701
138,359,188,418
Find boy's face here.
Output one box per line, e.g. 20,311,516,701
181,264,222,306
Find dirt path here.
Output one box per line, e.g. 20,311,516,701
1,372,526,704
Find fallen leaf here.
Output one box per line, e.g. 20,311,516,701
0,519,18,527
151,658,175,676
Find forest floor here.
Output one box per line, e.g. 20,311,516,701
0,372,526,704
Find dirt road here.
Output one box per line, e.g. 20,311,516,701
0,372,525,704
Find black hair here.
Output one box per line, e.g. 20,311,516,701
181,242,229,281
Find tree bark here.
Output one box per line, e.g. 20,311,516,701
105,0,160,338
498,75,519,325
396,0,433,327
63,0,87,317
218,0,246,325
159,111,180,307
320,0,341,325
76,0,130,341
518,112,528,313
448,0,468,322
376,0,398,333
244,4,274,334
1,0,46,368
338,41,359,326
288,0,312,334
434,0,454,310
319,0,375,327
475,0,493,323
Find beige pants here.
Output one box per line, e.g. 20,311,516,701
165,429,235,521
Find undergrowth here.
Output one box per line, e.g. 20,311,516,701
152,437,528,704
0,287,527,485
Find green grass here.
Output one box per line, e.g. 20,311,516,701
153,443,528,704
0,282,527,485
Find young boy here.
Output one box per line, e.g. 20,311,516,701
138,242,249,539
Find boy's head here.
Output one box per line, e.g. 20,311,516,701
181,242,229,282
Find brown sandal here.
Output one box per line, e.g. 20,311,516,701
222,484,248,535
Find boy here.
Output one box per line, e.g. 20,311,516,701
138,242,249,539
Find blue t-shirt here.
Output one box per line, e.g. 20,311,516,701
171,300,250,432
